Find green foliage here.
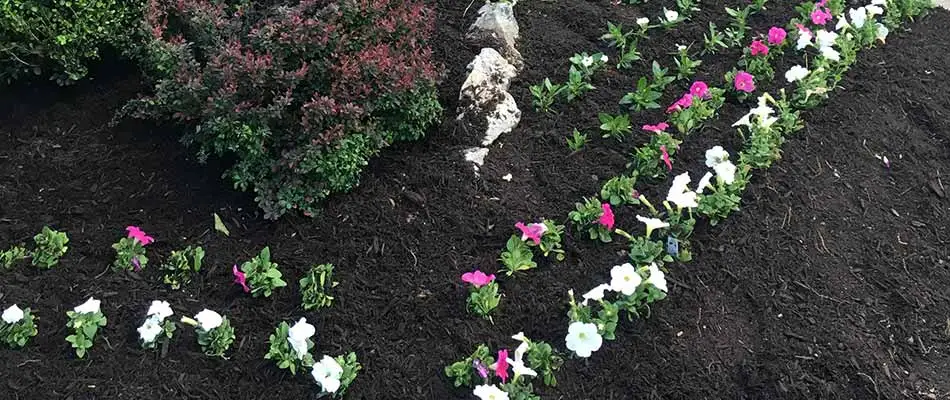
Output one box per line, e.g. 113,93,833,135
444,344,494,387
0,307,38,348
112,237,148,272
65,310,107,358
620,77,662,111
500,236,537,276
525,341,563,387
530,78,566,112
31,226,68,269
702,23,729,55
467,281,501,319
565,66,595,102
600,175,640,206
240,247,287,298
264,322,314,375
300,263,338,310
332,352,362,397
566,128,587,152
674,46,702,81
667,88,725,135
568,197,611,243
1,245,27,269
533,220,566,261
628,236,668,265
197,317,235,357
631,132,681,180
0,0,144,83
161,246,205,290
598,113,632,140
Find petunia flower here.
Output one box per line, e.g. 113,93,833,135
734,71,756,93
2,304,24,324
288,317,316,360
696,172,714,194
713,160,737,185
194,309,223,330
796,24,813,50
660,145,672,171
233,264,250,293
147,300,174,320
666,93,694,113
609,263,642,295
689,81,709,98
581,283,613,306
495,349,509,383
666,172,698,209
811,7,832,25
636,216,670,239
581,56,594,67
507,341,537,378
462,270,495,288
849,7,868,28
514,222,547,245
820,46,840,62
473,384,509,400
785,65,810,83
73,297,101,314
598,203,614,230
473,359,490,379
876,23,889,43
137,316,164,344
749,40,769,56
636,17,650,27
565,321,603,358
815,30,838,49
705,146,729,168
767,27,787,45
312,355,344,393
126,226,155,246
642,122,669,133
663,8,679,23
645,263,668,292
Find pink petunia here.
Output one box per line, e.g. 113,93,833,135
666,93,694,113
642,122,669,133
768,27,787,45
811,7,832,25
750,40,769,56
795,23,811,35
598,203,615,231
473,359,490,379
495,349,510,383
233,264,250,293
734,71,756,93
126,226,155,246
131,257,142,272
514,222,546,245
461,270,496,288
660,145,673,171
689,81,709,98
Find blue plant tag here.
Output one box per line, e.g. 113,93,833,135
666,235,679,257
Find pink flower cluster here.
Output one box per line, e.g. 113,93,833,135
734,71,756,93
811,0,832,25
768,27,787,45
599,203,615,230
462,270,495,288
514,222,545,245
666,81,710,113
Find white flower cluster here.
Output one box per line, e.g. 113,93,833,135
2,304,24,324
137,300,174,345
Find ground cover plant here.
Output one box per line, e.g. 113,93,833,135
0,0,949,398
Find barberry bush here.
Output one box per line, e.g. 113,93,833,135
124,0,442,218
0,0,143,84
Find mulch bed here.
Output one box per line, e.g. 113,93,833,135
1,1,948,399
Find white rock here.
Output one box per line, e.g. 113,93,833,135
467,1,522,68
464,147,490,168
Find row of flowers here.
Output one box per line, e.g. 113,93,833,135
0,298,359,396
451,0,931,397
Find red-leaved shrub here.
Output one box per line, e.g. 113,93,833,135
125,0,442,218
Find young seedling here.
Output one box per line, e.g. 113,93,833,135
65,298,107,358
31,226,68,269
300,263,338,310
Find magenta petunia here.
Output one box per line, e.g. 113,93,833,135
811,7,832,25
749,40,769,56
495,349,510,383
126,226,155,246
598,203,615,231
734,71,756,93
689,81,709,98
768,27,787,45
232,264,250,293
666,93,694,113
660,145,673,171
514,222,546,245
642,122,670,133
461,270,495,288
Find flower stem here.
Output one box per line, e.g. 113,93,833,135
180,316,198,327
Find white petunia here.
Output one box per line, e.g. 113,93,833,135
507,341,537,378
796,29,813,50
565,321,603,358
876,23,889,43
820,46,841,62
849,7,868,28
512,331,527,343
609,263,642,296
73,297,101,314
146,300,173,320
288,317,316,360
835,15,850,31
600,54,609,63
871,0,886,5
636,17,650,27
645,263,668,292
696,172,714,194
705,146,729,167
312,355,344,393
713,161,737,185
581,283,613,306
2,304,24,324
866,4,884,16
815,30,839,49
194,309,223,331
785,65,810,83
137,315,164,343
473,384,509,400
581,56,594,68
663,8,679,23
636,215,670,238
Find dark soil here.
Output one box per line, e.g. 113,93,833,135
1,1,949,399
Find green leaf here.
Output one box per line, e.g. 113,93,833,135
213,213,230,236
